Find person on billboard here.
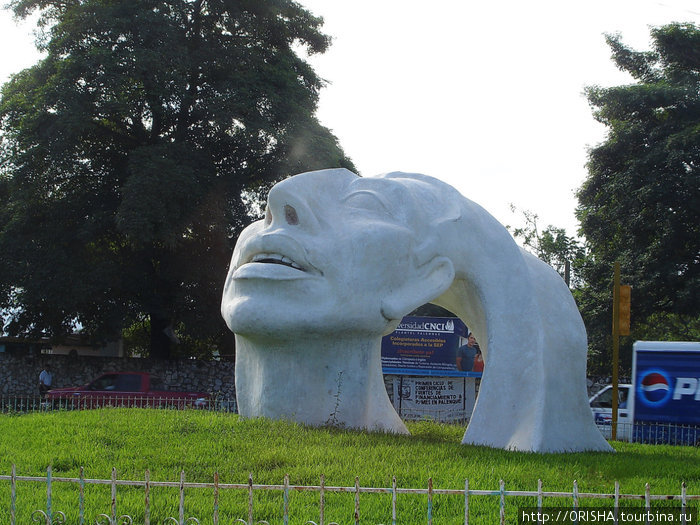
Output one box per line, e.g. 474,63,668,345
472,347,484,373
456,332,479,371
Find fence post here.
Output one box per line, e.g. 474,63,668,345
10,464,16,525
145,469,151,525
645,483,651,525
354,476,360,525
499,479,505,525
213,472,219,525
464,479,469,525
283,474,290,525
427,477,433,525
537,479,542,515
391,476,397,525
47,465,53,522
682,482,687,525
79,467,85,525
111,467,117,523
320,474,325,525
179,470,186,525
247,473,254,525
614,481,619,525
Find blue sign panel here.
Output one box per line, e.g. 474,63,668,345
381,316,479,377
634,350,700,426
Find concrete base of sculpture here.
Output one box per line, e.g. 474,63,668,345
234,335,407,433
222,168,612,452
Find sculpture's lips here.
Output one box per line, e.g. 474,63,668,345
232,234,321,281
250,252,304,270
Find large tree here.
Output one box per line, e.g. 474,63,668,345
507,206,586,289
0,0,354,358
577,23,700,374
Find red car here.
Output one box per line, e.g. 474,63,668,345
46,372,210,409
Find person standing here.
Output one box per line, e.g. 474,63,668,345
39,366,53,396
472,347,484,373
456,333,479,371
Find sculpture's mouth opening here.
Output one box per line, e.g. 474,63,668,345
231,232,322,281
250,253,306,271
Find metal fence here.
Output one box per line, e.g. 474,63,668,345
4,395,700,447
0,394,469,424
6,394,700,447
0,395,236,414
595,420,700,447
1,466,698,525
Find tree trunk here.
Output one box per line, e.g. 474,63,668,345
149,314,172,359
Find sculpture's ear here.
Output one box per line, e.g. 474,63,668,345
381,256,455,321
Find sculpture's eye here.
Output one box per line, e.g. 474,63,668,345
343,191,390,214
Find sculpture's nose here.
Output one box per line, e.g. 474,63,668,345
279,204,299,225
264,183,318,232
265,197,300,227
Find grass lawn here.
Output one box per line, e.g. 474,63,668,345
1,409,699,523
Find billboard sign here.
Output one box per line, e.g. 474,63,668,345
633,348,700,426
392,376,475,422
381,316,479,377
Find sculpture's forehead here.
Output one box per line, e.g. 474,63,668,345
281,168,357,191
272,170,461,240
349,176,414,201
278,169,417,206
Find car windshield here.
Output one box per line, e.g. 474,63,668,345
90,374,118,391
114,374,142,392
89,374,141,392
591,387,629,408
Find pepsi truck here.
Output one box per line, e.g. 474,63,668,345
590,341,700,445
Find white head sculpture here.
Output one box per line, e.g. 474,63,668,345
222,168,612,452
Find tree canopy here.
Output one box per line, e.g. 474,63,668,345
577,23,700,373
507,206,586,289
0,0,354,358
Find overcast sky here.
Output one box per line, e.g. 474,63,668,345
2,1,700,234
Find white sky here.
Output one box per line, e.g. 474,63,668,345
2,1,700,234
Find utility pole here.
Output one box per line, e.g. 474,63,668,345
611,261,631,440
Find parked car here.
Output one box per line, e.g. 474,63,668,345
589,383,633,441
46,372,210,409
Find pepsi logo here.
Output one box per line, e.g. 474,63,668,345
638,369,673,407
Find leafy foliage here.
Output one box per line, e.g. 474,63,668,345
507,206,586,289
577,23,700,374
0,0,354,357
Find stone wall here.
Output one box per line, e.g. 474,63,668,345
1,351,613,406
0,352,235,398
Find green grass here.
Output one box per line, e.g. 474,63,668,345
1,409,699,523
